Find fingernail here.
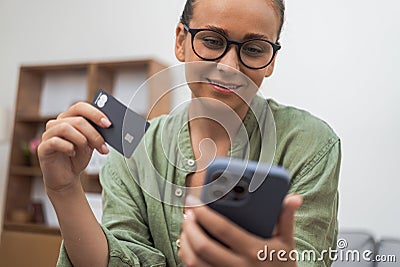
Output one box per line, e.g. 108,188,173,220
70,150,76,157
101,144,109,154
100,117,112,128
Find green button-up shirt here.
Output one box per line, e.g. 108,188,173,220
57,95,341,267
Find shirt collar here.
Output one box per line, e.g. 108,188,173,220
175,95,267,173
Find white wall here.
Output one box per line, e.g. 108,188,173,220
1,0,399,239
263,0,400,238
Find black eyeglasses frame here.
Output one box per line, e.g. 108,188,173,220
183,23,281,70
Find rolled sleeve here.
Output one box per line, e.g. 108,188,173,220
290,138,341,267
56,149,167,267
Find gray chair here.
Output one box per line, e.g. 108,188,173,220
374,238,400,267
331,230,376,267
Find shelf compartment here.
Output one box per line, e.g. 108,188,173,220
4,221,60,235
10,165,42,177
16,115,56,123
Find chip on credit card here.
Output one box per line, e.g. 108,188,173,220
91,89,150,158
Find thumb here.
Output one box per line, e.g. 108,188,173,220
276,194,303,244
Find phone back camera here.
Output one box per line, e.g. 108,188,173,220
230,180,249,201
207,172,249,202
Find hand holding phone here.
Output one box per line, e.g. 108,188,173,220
200,157,290,239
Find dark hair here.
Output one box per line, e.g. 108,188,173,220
180,0,285,41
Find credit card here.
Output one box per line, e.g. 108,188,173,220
91,89,150,158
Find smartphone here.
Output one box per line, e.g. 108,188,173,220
200,157,290,240
91,89,150,158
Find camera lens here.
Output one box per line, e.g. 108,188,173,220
233,186,245,194
231,180,248,201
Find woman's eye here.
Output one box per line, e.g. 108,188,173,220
243,46,264,56
201,37,224,49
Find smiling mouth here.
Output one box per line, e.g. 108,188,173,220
206,78,242,91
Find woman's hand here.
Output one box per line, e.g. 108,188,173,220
38,102,111,193
179,194,303,267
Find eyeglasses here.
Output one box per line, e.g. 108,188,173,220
183,24,281,70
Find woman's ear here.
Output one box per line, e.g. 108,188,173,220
265,52,278,78
175,23,187,62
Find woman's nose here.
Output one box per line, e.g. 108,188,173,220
216,45,240,73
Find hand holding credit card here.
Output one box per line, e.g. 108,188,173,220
91,89,150,158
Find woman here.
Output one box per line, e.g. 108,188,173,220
38,0,341,266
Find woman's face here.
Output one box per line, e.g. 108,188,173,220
175,0,281,112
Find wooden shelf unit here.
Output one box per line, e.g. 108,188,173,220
3,58,171,234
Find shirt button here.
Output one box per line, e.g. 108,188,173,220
187,159,195,166
175,188,183,197
176,239,181,248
